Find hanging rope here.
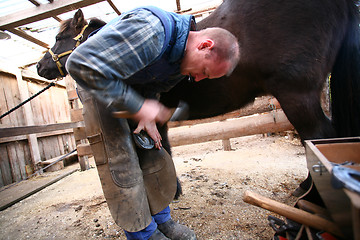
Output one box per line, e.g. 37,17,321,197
0,81,57,120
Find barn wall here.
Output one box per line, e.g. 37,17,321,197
0,70,75,187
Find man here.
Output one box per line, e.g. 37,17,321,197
66,6,239,240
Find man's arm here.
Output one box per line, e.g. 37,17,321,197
66,9,168,148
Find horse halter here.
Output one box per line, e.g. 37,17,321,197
48,24,88,77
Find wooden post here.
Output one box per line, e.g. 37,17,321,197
64,75,90,171
16,69,41,170
222,139,232,151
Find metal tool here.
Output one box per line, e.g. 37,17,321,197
331,165,360,194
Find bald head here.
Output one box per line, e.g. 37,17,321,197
198,27,240,76
181,27,240,81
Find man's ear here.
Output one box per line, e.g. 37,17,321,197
198,39,215,50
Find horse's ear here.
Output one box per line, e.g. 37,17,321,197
72,9,86,28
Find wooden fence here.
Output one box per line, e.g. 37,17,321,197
0,61,298,189
0,64,291,188
0,65,76,187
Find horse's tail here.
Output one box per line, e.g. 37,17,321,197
330,0,360,137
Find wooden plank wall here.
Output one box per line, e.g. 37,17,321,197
0,71,75,187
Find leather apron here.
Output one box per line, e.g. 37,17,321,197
78,87,177,232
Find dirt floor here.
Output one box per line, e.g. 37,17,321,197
0,133,308,240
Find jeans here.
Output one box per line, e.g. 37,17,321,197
124,206,171,240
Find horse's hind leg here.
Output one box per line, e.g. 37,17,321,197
274,89,336,198
274,89,336,142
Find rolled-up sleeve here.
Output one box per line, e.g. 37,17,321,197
66,9,164,113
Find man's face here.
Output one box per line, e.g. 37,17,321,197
180,42,230,82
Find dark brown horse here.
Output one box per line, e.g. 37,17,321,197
37,0,360,143
37,10,106,80
161,0,360,141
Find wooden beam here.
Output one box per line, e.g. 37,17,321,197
168,110,294,147
52,16,63,22
0,167,77,211
0,0,105,30
243,191,344,238
28,0,63,22
73,127,87,141
106,0,121,15
28,0,40,7
67,89,79,100
0,129,73,144
77,143,92,156
70,109,84,122
0,122,84,138
7,28,49,49
176,0,181,11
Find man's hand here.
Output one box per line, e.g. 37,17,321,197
114,99,173,149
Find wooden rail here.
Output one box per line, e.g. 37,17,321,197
0,122,84,138
168,110,294,147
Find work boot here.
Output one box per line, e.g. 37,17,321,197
148,228,170,240
158,219,197,240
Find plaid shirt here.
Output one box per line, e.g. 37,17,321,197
66,8,190,113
